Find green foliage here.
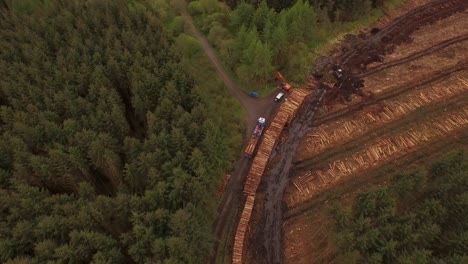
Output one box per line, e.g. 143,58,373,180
174,33,203,58
9,0,37,14
0,0,243,263
190,0,389,87
188,0,230,32
232,0,318,84
229,1,255,30
334,152,468,263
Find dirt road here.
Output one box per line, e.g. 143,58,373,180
250,88,327,264
178,2,281,263
180,5,277,134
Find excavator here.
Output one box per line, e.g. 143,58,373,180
275,71,291,91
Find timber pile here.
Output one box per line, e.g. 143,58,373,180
301,77,468,159
232,195,255,264
244,136,259,157
244,89,311,195
232,89,311,264
288,106,468,208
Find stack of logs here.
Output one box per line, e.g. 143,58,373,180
243,89,311,195
232,89,312,264
289,106,468,208
232,195,254,264
302,77,468,159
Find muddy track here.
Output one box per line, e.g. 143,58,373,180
312,60,468,128
373,0,464,40
251,1,468,263
340,0,468,68
359,34,468,78
253,88,326,264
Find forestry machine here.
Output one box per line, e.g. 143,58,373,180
275,71,291,91
331,64,366,101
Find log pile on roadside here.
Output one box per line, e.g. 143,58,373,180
232,88,311,264
232,195,254,264
288,106,468,208
244,89,311,195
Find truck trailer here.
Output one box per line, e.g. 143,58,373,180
244,117,266,158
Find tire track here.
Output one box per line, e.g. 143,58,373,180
340,0,468,68
311,60,468,128
359,34,468,78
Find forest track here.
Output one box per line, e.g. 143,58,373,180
180,1,277,134
359,34,468,78
177,2,282,264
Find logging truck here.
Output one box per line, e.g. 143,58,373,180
244,117,266,158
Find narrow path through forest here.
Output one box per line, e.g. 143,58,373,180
179,2,277,133
178,2,279,264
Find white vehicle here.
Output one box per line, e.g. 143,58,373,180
275,92,285,102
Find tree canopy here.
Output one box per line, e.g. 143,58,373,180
0,0,243,262
334,152,468,264
188,0,377,86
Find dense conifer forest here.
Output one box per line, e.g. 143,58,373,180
4,0,456,263
334,152,468,263
0,0,243,262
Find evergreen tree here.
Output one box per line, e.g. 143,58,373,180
335,152,468,263
0,0,242,262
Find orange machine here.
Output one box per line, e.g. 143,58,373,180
276,71,291,91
